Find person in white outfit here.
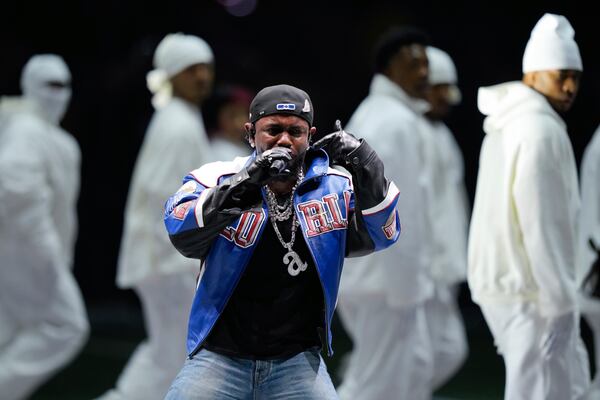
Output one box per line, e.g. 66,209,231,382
578,124,600,399
337,27,437,400
96,33,215,400
422,46,469,390
468,13,590,400
0,54,89,400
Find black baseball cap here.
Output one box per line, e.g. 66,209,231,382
249,84,314,126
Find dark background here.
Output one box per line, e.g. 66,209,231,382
1,1,598,398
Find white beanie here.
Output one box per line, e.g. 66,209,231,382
522,13,582,73
426,46,462,105
427,46,457,85
21,54,71,91
20,54,72,124
146,33,214,109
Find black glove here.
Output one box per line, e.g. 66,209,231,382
312,120,361,166
173,146,294,258
245,147,293,186
314,120,390,211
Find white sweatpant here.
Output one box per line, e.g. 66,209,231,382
0,266,89,400
96,272,195,400
481,302,590,400
424,285,468,389
579,294,600,398
337,296,433,400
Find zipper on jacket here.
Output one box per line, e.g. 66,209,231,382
188,207,267,359
190,169,331,359
294,185,333,357
310,244,332,356
188,260,252,359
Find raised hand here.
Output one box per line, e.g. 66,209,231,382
312,120,361,166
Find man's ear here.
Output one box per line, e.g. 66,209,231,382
244,122,255,148
309,126,317,144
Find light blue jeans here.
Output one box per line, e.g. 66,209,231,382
164,347,339,400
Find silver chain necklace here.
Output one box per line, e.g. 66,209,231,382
264,168,303,222
264,168,308,276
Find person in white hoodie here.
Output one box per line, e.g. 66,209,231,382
96,33,215,400
468,13,590,400
578,124,600,398
0,54,89,400
337,26,437,400
422,46,469,390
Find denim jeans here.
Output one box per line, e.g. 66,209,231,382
164,348,339,400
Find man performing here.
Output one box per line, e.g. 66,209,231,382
163,84,400,399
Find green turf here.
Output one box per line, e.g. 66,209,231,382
32,294,595,399
29,299,509,399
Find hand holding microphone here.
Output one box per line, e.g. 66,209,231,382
265,147,293,176
245,147,293,186
269,158,288,176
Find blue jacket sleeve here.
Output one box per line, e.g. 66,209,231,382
343,140,401,257
164,168,262,259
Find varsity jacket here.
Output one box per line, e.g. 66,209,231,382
164,144,400,356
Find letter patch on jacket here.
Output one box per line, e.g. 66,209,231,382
173,202,192,220
297,192,350,237
382,211,397,240
220,210,266,248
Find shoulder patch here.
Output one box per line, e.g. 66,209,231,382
178,180,197,194
173,202,192,220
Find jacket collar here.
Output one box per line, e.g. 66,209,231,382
369,73,430,115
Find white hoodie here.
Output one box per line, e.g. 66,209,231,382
339,74,435,307
117,97,212,287
579,125,600,287
425,119,469,285
468,81,579,318
0,102,80,309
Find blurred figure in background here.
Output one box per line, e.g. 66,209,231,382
422,45,469,390
468,13,589,399
337,27,437,400
96,33,215,400
579,123,600,399
0,54,89,400
205,84,254,160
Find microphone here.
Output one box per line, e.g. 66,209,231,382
269,159,288,176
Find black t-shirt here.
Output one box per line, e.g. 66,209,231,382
203,215,325,360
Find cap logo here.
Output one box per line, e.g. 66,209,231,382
276,103,296,110
302,99,311,112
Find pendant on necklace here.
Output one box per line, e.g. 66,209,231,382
283,250,307,276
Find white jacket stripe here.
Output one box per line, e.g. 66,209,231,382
194,188,212,228
362,182,399,216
